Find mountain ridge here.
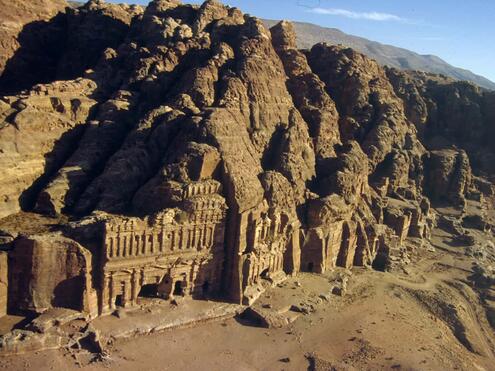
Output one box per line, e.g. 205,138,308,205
64,2,495,90
263,19,495,91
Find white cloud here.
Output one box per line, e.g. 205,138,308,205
417,36,444,41
309,7,407,22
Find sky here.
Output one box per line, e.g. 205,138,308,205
108,0,495,82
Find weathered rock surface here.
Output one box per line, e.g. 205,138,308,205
0,1,493,355
0,329,63,356
0,79,97,218
0,0,68,91
9,233,97,316
425,149,472,207
26,307,86,333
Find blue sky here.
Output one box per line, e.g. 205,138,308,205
108,0,495,82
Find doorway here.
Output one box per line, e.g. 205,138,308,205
260,268,269,279
202,280,210,296
139,284,158,298
307,262,314,272
173,281,183,296
115,295,123,307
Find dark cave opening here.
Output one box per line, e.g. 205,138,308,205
173,281,183,296
139,284,158,298
372,253,388,272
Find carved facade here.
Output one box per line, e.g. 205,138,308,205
99,182,227,314
1,188,429,317
220,195,302,305
239,210,290,303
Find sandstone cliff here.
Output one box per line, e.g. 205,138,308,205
0,0,493,319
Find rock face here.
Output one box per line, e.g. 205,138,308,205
0,0,68,94
425,149,472,207
262,19,495,91
386,68,495,176
8,233,97,316
0,79,97,218
0,0,493,321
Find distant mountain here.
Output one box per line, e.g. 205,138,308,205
263,19,495,91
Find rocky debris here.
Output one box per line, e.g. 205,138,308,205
454,232,476,247
92,301,245,341
466,241,495,261
330,273,350,297
242,307,291,328
465,237,495,333
112,309,128,319
438,215,464,236
290,303,314,315
306,352,354,371
0,329,63,356
462,214,491,232
26,308,87,333
470,263,495,289
387,246,412,270
0,312,104,358
66,323,105,355
319,293,332,302
474,177,494,196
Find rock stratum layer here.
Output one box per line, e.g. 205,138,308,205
0,0,494,330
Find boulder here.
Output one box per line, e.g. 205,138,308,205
26,307,86,333
242,307,289,329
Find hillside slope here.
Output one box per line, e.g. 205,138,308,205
263,19,495,91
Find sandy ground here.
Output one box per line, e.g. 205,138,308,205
1,209,495,370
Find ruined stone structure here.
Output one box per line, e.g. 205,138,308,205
100,184,227,313
235,205,299,304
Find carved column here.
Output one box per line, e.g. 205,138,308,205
109,273,115,311
116,233,122,257
131,270,139,305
